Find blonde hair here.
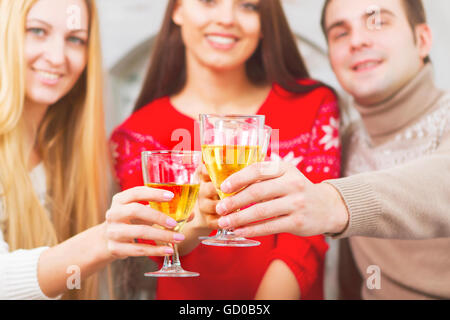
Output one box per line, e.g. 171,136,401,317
0,0,110,299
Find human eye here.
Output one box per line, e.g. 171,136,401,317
240,1,260,11
378,18,391,27
27,27,46,37
334,31,348,39
198,0,216,5
329,28,349,41
67,36,86,46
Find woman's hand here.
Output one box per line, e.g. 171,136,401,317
104,186,187,259
175,165,218,256
215,161,349,237
197,165,221,230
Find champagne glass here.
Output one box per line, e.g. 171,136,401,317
259,125,272,161
199,114,265,247
198,124,272,241
141,150,201,277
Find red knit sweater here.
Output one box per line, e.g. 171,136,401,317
110,81,341,300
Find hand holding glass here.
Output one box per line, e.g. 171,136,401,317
141,150,201,277
199,114,269,247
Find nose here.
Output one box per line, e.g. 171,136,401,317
43,34,66,67
216,1,236,27
349,26,374,52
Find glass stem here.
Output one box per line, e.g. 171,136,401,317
162,242,180,269
162,254,172,269
171,243,181,267
220,208,240,238
221,229,232,236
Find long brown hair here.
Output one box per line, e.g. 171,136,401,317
134,0,322,112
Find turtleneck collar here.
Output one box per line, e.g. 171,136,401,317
354,63,445,145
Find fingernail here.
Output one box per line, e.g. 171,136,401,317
173,233,185,241
163,191,175,200
166,218,177,228
216,202,227,215
218,217,230,228
221,180,232,193
164,247,174,254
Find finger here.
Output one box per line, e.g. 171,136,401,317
199,181,219,200
220,161,286,194
205,215,219,230
199,197,219,215
106,224,185,244
106,203,178,228
111,186,175,205
108,242,174,258
216,177,288,215
201,164,212,182
233,215,294,238
217,197,292,229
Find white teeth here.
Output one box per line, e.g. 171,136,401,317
36,71,60,81
355,61,380,70
206,35,236,45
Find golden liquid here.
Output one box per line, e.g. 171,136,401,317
146,183,200,232
202,145,260,199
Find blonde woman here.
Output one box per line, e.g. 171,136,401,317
0,0,186,300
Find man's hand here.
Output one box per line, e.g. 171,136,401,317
215,161,349,237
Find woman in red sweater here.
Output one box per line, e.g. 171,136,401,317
110,0,340,300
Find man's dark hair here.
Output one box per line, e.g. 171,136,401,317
320,0,430,63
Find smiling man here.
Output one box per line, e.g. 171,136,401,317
323,0,431,107
213,0,450,299
320,0,450,300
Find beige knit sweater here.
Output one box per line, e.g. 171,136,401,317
326,64,450,299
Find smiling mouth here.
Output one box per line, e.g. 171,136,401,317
352,60,383,72
205,34,239,48
33,69,63,83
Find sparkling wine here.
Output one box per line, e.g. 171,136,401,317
202,145,260,199
146,183,200,231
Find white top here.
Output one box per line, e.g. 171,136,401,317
0,163,60,300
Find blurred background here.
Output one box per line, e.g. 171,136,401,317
95,0,450,299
